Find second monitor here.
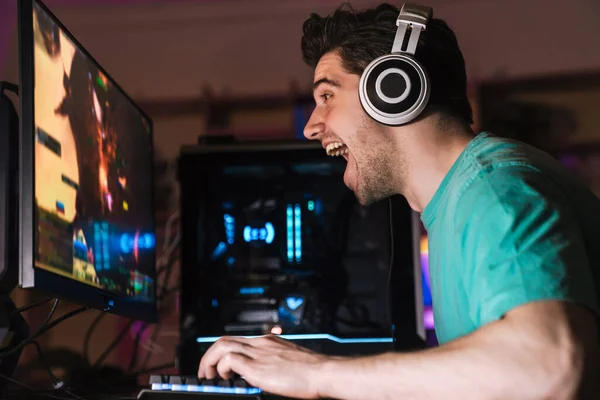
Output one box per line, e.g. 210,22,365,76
18,0,157,321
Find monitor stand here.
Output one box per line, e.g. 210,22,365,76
0,82,30,391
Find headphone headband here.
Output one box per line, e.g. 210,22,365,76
391,4,433,55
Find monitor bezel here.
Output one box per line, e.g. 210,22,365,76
18,0,158,323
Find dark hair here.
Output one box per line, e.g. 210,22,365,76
301,3,473,125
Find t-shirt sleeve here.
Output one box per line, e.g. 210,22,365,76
455,165,599,328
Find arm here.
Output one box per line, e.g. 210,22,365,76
318,300,598,400
197,300,597,400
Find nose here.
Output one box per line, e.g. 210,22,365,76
303,107,325,141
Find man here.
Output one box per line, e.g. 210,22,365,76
198,3,600,399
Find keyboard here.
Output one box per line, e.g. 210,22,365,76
137,375,263,399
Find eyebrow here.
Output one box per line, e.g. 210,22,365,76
313,77,341,92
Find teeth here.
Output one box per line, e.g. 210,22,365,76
326,142,348,156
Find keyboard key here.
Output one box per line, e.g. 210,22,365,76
234,379,249,388
183,376,199,385
149,375,164,384
169,376,183,384
218,379,232,387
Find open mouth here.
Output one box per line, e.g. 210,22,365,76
325,142,348,157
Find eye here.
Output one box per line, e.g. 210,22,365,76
320,93,332,102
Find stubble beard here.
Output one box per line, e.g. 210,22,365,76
352,117,405,206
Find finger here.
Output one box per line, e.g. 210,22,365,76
199,337,255,379
216,352,253,380
199,337,234,379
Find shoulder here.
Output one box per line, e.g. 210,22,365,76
448,133,555,203
455,133,570,220
451,161,581,257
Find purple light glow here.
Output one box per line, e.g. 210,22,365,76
420,237,434,330
421,253,430,287
424,307,434,330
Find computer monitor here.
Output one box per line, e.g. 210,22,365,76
17,0,157,322
177,141,425,371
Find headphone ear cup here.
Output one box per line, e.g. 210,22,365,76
359,54,430,126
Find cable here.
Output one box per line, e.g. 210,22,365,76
11,297,54,315
156,210,181,271
163,211,180,252
0,372,72,400
35,306,89,338
0,299,60,359
29,340,60,387
92,320,134,369
126,323,150,373
1,304,89,360
0,304,89,398
27,341,86,400
387,197,395,342
83,312,106,366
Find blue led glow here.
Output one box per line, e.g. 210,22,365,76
286,296,304,310
120,232,156,254
224,214,235,244
94,223,101,270
196,334,393,344
240,287,265,295
150,383,262,395
243,222,275,244
119,236,128,254
265,223,275,243
73,239,88,260
286,205,293,262
211,241,227,260
294,204,302,262
141,233,155,248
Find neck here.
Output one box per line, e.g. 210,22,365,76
390,116,475,212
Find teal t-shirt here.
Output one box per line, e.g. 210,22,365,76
421,132,600,345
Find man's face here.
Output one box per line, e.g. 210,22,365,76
304,52,400,205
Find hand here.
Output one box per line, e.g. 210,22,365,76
197,335,331,399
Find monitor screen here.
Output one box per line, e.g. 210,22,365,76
18,0,156,320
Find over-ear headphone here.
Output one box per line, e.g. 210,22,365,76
359,4,433,126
